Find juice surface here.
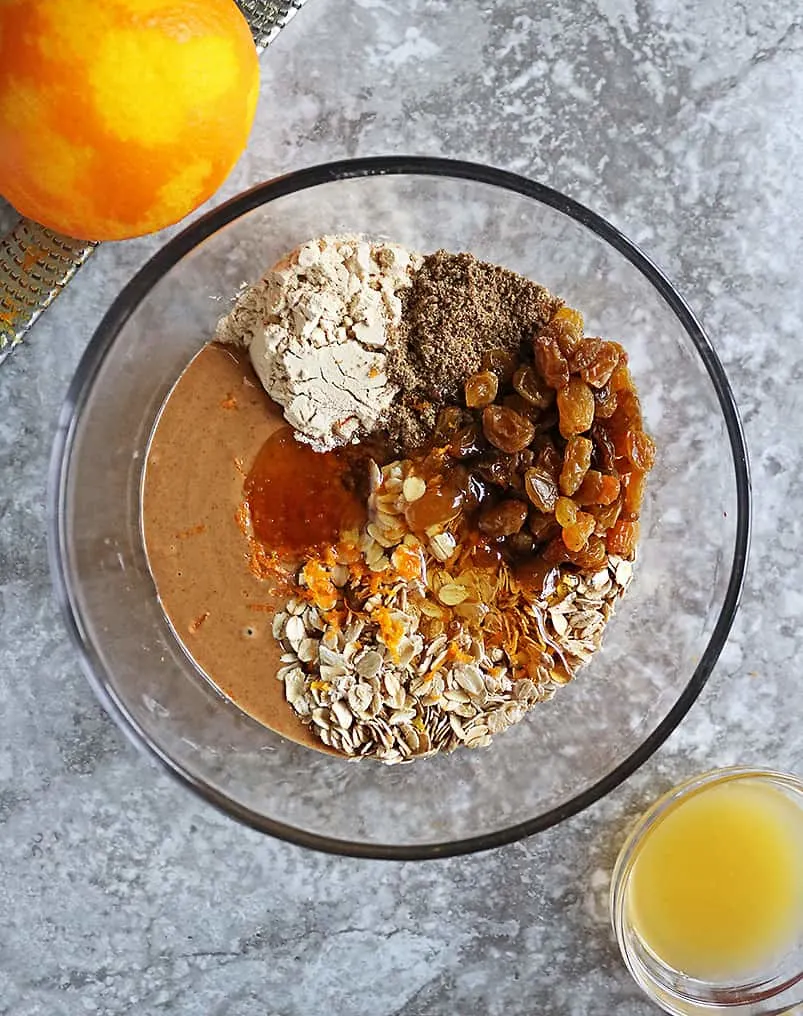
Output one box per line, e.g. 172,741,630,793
627,780,803,980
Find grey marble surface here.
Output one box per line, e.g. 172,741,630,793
1,1,801,1013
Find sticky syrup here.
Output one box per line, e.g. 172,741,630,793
244,427,366,556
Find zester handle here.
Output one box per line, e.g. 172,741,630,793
0,0,309,366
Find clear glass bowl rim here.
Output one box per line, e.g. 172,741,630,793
47,156,752,860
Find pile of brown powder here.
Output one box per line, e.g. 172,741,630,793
384,251,562,450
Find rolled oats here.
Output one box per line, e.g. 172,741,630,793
269,440,634,764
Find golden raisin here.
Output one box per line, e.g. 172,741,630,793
512,365,554,409
562,511,595,552
598,474,622,504
570,534,607,569
555,496,578,528
475,451,518,488
581,341,621,388
465,371,499,409
559,435,593,495
625,430,656,472
593,384,618,418
552,306,584,330
478,500,529,538
621,389,644,426
569,338,604,372
621,470,646,518
591,424,617,472
464,472,487,509
449,424,482,459
557,378,595,437
506,530,535,557
549,306,584,355
543,535,572,565
605,391,643,457
529,511,560,543
433,406,465,444
524,468,559,513
533,438,563,481
590,499,622,535
610,363,634,393
575,470,620,506
533,334,570,389
503,393,542,421
482,348,519,385
482,405,535,454
606,519,639,557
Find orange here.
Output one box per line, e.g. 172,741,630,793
0,0,260,241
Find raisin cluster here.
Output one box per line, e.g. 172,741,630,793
421,307,655,570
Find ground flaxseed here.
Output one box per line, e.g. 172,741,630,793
384,250,562,450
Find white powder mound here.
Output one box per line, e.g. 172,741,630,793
215,235,422,451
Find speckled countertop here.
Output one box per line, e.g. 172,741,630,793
1,1,801,1013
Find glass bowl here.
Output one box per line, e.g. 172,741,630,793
611,769,803,1015
48,157,750,859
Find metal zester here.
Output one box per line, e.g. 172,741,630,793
0,0,309,366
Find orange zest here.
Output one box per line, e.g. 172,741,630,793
299,559,338,612
373,606,405,660
390,544,423,582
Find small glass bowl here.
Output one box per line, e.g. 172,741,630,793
611,768,803,1015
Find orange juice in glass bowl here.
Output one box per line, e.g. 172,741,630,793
611,769,803,1016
